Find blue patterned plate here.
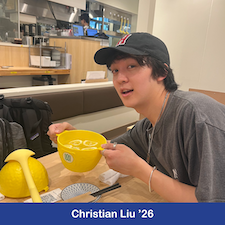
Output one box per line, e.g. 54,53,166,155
61,183,101,202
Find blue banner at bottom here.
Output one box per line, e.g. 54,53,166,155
0,203,223,225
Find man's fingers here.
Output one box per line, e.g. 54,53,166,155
101,149,106,156
101,142,118,150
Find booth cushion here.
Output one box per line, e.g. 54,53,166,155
32,91,84,121
5,86,123,121
83,87,123,114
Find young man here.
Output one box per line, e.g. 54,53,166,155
48,33,225,202
80,13,89,35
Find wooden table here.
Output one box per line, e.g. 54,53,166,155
1,152,166,203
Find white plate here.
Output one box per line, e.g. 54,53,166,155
61,183,101,202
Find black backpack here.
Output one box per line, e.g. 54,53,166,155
0,118,27,169
0,94,56,159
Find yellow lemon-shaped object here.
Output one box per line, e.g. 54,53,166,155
0,157,49,198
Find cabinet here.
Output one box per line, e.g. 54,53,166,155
29,42,67,69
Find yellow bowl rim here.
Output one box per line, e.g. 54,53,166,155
57,129,107,152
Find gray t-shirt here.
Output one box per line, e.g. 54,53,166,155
112,90,225,202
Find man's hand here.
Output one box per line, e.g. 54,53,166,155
47,122,76,143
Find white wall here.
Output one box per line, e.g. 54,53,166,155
151,0,225,92
136,0,155,33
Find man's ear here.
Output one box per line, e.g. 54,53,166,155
157,64,168,82
160,63,169,81
157,76,167,82
164,63,169,68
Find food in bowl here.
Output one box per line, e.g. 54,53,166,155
64,139,99,150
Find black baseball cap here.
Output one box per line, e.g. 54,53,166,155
94,32,170,66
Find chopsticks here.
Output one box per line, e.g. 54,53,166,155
91,183,121,197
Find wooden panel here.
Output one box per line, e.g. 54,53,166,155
49,38,108,84
85,78,108,83
189,88,225,105
0,45,29,67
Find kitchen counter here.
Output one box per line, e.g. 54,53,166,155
50,35,109,42
0,67,70,76
0,42,29,47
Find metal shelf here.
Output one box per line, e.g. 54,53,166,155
28,40,67,69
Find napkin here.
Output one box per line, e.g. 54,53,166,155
99,169,128,186
0,193,5,201
24,188,62,203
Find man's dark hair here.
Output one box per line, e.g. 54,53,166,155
106,52,178,92
80,13,89,23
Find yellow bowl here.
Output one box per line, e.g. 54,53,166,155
57,130,107,172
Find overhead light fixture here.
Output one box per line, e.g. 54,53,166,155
42,9,48,17
21,3,28,13
69,7,77,23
